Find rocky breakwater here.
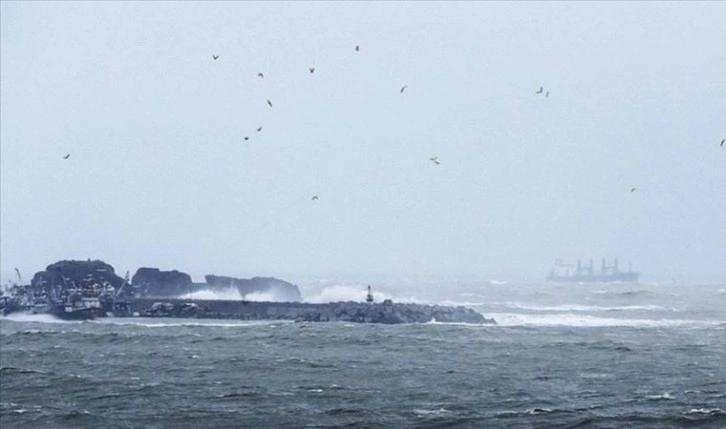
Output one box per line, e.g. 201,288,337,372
296,300,494,324
133,299,495,325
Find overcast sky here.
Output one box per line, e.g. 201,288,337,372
1,2,724,285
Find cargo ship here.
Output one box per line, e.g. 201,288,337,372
546,258,640,283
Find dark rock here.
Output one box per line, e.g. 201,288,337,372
132,267,193,298
204,275,301,302
31,260,126,291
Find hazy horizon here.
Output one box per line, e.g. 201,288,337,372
2,2,725,286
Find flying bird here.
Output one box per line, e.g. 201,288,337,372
630,187,637,193
63,153,71,159
430,156,440,165
212,55,219,60
311,196,319,201
721,138,725,147
257,126,263,132
545,91,550,97
536,86,543,94
309,67,315,74
244,136,249,141
400,85,408,93
355,45,360,51
257,72,264,78
267,99,273,107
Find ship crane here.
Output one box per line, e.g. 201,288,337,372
116,271,130,298
108,271,132,317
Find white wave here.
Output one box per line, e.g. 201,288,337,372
487,313,724,328
645,392,674,400
0,313,80,324
440,300,487,307
489,302,675,312
302,284,422,304
179,288,288,302
94,318,279,328
244,291,282,302
180,288,243,300
684,408,723,415
413,407,450,417
425,318,486,327
525,408,553,415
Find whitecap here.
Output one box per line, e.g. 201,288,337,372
525,408,552,414
489,302,675,312
684,408,723,415
486,313,724,328
646,392,673,400
413,407,450,416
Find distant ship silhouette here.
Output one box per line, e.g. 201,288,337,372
547,258,640,283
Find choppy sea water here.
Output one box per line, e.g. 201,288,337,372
1,281,725,428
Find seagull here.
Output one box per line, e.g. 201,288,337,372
212,55,219,60
536,86,543,94
311,196,319,201
309,67,315,74
257,72,264,78
430,156,440,165
355,45,360,51
545,91,550,97
400,85,408,93
244,136,249,141
630,187,637,193
721,138,725,147
267,99,273,107
63,153,71,159
257,126,263,132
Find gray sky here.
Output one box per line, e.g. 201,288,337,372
2,2,725,285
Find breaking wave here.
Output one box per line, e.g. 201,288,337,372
179,289,288,302
0,313,79,324
95,319,277,328
302,284,422,304
487,313,724,328
488,302,677,312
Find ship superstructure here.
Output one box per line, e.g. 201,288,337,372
547,258,640,283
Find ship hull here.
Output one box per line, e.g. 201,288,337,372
546,273,640,283
48,305,105,321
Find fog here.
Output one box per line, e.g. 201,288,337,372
2,2,725,286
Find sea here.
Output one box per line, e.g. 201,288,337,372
1,280,725,428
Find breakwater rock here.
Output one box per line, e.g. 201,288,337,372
130,299,494,325
296,301,493,324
